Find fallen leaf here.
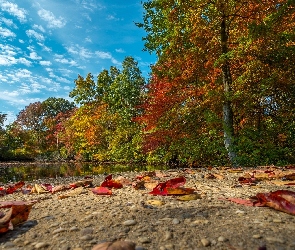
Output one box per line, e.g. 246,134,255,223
146,200,164,206
256,190,295,215
149,176,186,196
31,184,49,194
58,187,86,199
92,240,136,250
70,179,93,188
6,181,25,194
0,200,37,233
144,181,158,190
167,187,195,195
177,193,202,201
271,180,295,186
92,186,112,195
51,184,71,193
101,175,123,189
220,197,264,207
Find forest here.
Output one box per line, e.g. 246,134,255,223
0,0,295,167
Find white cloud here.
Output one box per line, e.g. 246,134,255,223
0,27,16,38
85,37,92,43
19,39,24,43
15,69,32,78
26,29,45,41
115,48,125,53
17,57,32,67
1,17,16,28
0,1,27,22
33,24,45,33
49,72,71,84
95,50,120,65
37,43,52,52
95,51,112,60
29,52,42,60
54,54,78,67
38,9,66,28
40,61,51,66
78,0,105,11
66,44,93,59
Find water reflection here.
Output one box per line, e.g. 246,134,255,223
0,162,167,184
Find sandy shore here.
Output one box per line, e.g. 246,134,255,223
1,167,295,250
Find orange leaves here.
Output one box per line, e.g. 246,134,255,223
0,200,37,233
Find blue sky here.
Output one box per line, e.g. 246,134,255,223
0,0,156,125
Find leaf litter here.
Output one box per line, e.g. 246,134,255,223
1,164,295,250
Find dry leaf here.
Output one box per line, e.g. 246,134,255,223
58,187,86,199
177,193,202,201
146,200,164,206
0,200,37,233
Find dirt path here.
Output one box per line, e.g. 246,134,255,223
1,167,295,250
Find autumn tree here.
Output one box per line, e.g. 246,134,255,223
10,98,75,160
68,57,146,162
137,0,295,166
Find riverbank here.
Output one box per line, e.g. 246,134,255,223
1,167,295,250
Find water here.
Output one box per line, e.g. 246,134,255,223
0,162,168,184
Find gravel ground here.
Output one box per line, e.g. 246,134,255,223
1,167,295,250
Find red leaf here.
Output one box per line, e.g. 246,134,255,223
238,177,257,185
92,186,112,195
149,176,186,196
256,190,295,215
41,183,53,192
220,197,264,207
101,175,123,189
5,181,25,194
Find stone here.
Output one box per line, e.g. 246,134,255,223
138,237,151,243
172,218,180,224
218,236,228,242
80,235,93,241
35,242,50,249
123,220,137,226
201,238,211,247
52,228,66,234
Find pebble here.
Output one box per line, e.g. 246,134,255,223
265,237,285,244
138,237,151,243
80,227,94,235
218,236,227,242
253,235,262,239
273,218,283,223
34,242,50,249
69,226,79,231
80,235,93,241
164,231,173,241
172,218,180,224
201,238,211,247
123,220,137,226
52,228,66,234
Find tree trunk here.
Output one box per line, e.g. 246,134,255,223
221,17,238,166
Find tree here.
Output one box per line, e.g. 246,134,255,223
68,57,146,162
137,0,295,166
11,98,76,160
